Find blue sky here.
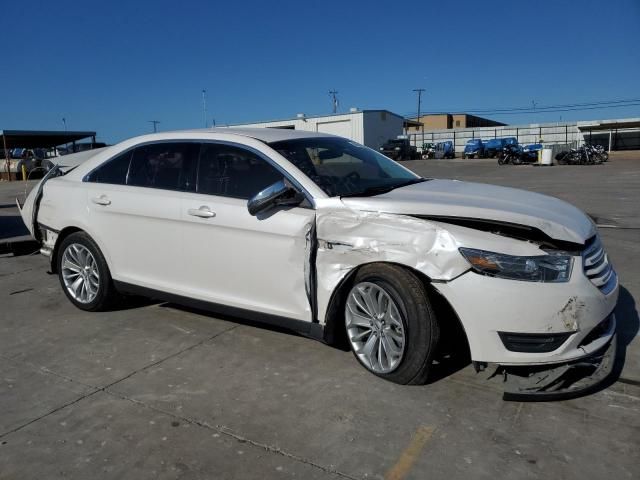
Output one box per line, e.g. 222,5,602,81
1,0,639,143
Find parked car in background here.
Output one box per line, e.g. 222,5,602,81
58,142,108,156
434,141,455,159
380,137,418,161
485,137,518,158
463,139,485,158
483,139,503,158
17,128,618,398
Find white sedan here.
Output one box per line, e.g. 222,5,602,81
18,128,618,398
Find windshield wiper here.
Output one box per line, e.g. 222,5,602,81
340,178,427,198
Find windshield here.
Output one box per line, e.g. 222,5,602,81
269,137,422,197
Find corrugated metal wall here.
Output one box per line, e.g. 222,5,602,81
226,111,404,149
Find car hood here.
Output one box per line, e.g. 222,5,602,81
340,179,596,244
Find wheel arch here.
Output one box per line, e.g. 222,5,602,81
322,261,471,358
50,226,84,273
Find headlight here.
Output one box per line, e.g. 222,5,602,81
394,147,401,151
459,248,573,282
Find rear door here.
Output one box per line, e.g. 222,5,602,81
179,142,315,321
85,142,199,291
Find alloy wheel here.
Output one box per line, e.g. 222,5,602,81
345,282,406,373
61,243,100,304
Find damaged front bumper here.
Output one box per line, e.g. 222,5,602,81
482,317,617,401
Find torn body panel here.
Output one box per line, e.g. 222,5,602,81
314,209,471,326
313,207,618,369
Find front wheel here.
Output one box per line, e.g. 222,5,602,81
344,264,439,385
57,231,119,311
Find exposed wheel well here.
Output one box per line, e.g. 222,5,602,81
50,227,83,273
323,262,470,360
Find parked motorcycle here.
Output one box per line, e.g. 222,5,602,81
555,144,605,165
592,144,609,163
498,144,538,165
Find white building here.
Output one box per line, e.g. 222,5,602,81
225,110,405,150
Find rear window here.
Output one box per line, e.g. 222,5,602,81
86,151,132,185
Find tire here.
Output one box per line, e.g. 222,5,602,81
57,231,119,311
344,263,439,385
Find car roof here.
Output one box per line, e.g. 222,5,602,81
165,127,334,144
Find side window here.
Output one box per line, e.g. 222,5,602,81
197,143,283,199
87,150,132,185
128,142,199,191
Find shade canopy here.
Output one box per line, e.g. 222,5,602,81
1,130,96,149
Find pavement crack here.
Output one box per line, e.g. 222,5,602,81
96,324,239,392
0,267,35,278
0,325,238,439
0,386,101,439
102,388,358,480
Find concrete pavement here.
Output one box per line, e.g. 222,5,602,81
1,155,639,479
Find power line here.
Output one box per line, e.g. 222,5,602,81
402,97,640,118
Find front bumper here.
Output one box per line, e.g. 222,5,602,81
433,266,619,365
487,330,617,401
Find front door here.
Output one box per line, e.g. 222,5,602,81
179,142,315,322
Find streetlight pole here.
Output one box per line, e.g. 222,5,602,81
202,89,208,128
413,88,425,148
62,117,68,154
329,90,339,114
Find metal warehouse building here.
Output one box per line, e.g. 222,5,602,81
225,110,405,150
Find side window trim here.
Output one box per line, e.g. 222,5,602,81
196,140,315,208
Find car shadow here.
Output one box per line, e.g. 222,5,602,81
157,302,307,338
0,215,29,240
103,295,163,311
606,285,639,386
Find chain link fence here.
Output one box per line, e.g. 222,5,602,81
408,123,640,156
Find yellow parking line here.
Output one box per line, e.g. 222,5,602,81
385,426,436,480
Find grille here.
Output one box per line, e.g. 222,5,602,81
582,236,617,295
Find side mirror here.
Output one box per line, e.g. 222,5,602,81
247,179,304,216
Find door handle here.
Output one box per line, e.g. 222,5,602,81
188,206,216,218
91,195,111,206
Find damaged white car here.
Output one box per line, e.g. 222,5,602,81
18,129,618,399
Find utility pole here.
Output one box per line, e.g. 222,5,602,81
148,120,160,133
202,89,208,128
413,88,425,147
329,90,339,114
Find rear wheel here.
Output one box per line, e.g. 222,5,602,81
344,264,439,385
57,232,119,311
